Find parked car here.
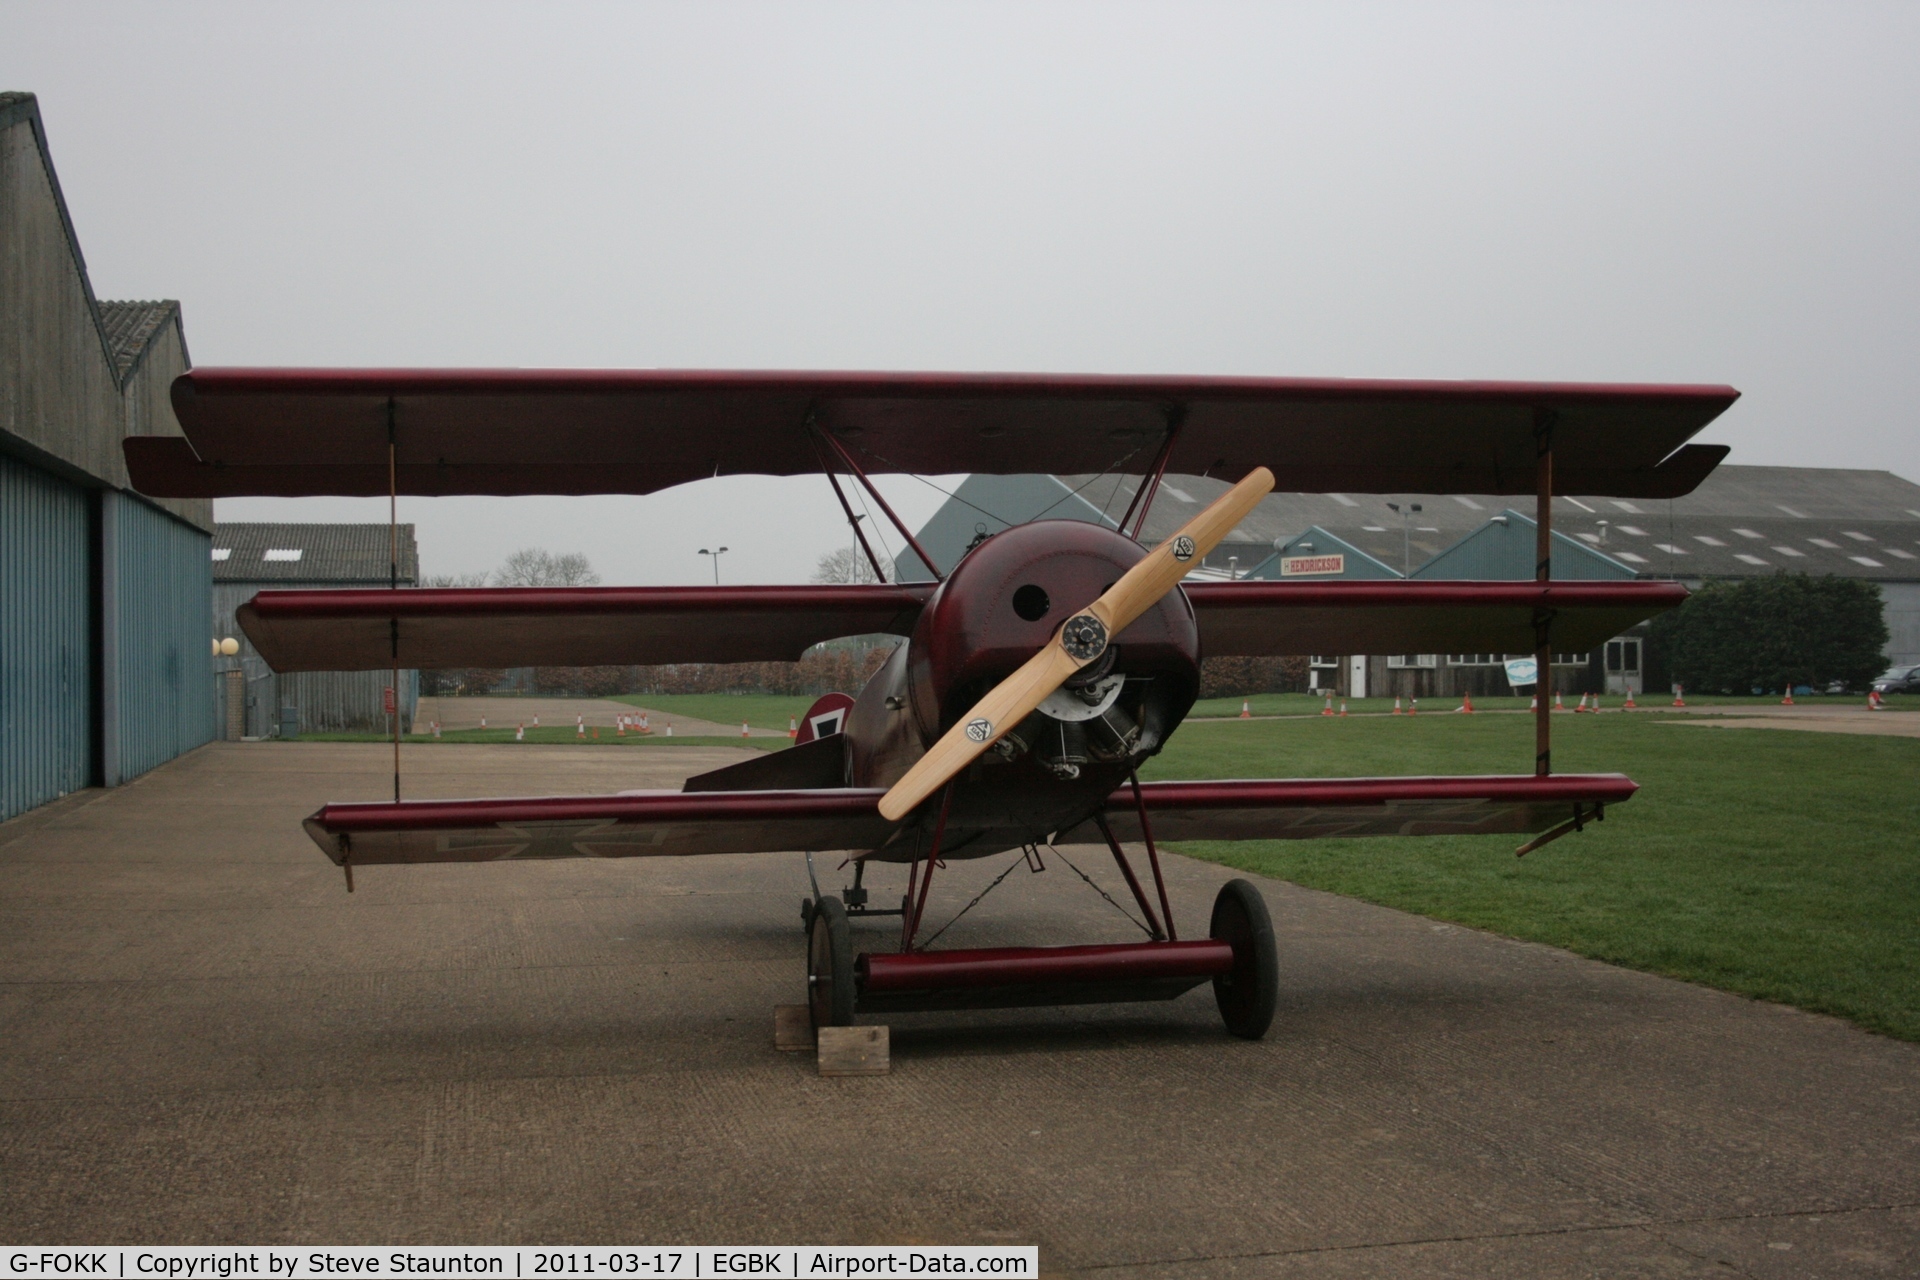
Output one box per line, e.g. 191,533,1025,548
1872,665,1920,694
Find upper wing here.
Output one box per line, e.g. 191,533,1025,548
1187,580,1689,656
236,580,1680,673
237,583,933,671
127,368,1736,499
306,774,1631,866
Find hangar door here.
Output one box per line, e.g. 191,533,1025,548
0,454,93,821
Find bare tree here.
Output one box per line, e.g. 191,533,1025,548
422,572,490,587
493,548,602,587
812,545,893,584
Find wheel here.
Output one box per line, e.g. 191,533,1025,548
1210,879,1278,1040
807,895,856,1028
800,897,816,932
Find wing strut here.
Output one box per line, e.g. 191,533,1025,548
805,423,890,583
816,428,946,582
387,396,402,816
1117,408,1184,541
1534,410,1554,778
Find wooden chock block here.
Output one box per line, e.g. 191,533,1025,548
816,1024,889,1076
773,1005,814,1052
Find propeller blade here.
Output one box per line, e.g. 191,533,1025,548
878,466,1274,822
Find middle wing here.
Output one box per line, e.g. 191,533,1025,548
236,580,1682,672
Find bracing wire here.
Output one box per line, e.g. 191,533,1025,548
1049,843,1155,938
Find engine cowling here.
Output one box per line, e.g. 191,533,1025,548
904,520,1201,776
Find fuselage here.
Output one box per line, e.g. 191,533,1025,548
842,520,1202,861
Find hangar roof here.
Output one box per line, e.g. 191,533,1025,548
213,522,418,585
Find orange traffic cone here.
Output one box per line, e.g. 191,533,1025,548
1240,700,1251,719
1409,698,1419,715
1623,690,1637,709
1869,690,1884,711
1573,693,1589,713
432,721,441,739
741,721,750,738
591,726,599,739
617,718,625,736
1392,697,1404,715
1554,692,1566,711
1671,686,1686,707
533,715,540,726
788,717,798,739
1458,692,1475,714
665,722,673,736
1338,700,1348,716
1781,690,1794,705
1321,695,1334,717
515,723,524,741
480,716,487,728
1529,693,1539,712
577,721,585,738
640,713,650,731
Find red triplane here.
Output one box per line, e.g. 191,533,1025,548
129,369,1737,1039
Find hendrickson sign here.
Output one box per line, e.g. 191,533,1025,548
1280,554,1345,577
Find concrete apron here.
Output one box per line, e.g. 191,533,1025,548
1,742,1916,1276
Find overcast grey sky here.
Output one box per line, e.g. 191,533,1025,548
9,2,1916,584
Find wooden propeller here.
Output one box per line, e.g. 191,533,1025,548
877,466,1276,822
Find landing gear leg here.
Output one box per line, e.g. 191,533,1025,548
1210,879,1278,1040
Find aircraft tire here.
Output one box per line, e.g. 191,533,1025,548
807,895,856,1028
1209,879,1278,1040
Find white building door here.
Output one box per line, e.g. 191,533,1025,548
1348,655,1369,699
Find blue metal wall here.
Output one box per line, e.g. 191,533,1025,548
0,453,93,821
107,493,213,781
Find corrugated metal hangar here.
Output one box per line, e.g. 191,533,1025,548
1,92,215,821
212,522,420,738
902,464,1920,698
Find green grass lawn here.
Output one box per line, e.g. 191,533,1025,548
609,693,822,731
1185,691,1902,718
1143,712,1920,1040
296,727,781,750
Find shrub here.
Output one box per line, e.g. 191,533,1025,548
1652,574,1887,693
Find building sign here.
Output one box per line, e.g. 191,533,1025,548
1504,657,1539,687
1280,554,1345,577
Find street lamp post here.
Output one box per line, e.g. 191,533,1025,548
698,546,729,584
1385,502,1423,576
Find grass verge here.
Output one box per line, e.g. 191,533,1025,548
1143,712,1920,1041
294,728,781,750
609,693,822,730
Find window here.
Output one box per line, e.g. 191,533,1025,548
1387,654,1437,669
1735,553,1769,566
1613,551,1649,564
1654,543,1689,555
1615,525,1648,536
263,548,303,562
1693,535,1726,547
1850,556,1885,568
1843,531,1874,542
1446,654,1506,666
1309,655,1341,669
1808,538,1840,549
1732,528,1764,539
1771,546,1806,558
1552,653,1591,666
210,548,231,561
1885,548,1916,560
1452,496,1483,510
1606,640,1641,674
1776,505,1807,518
1327,493,1358,507
1610,500,1643,513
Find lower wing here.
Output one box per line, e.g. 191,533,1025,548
304,775,1632,866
